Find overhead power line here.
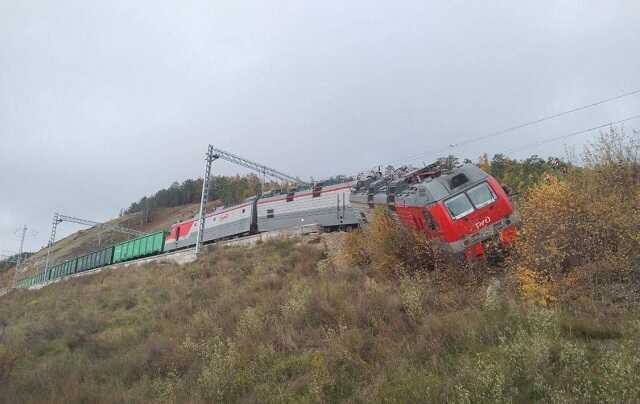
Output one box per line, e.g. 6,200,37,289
402,87,640,163
505,113,640,155
210,147,308,186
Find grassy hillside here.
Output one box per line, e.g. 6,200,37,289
1,237,639,403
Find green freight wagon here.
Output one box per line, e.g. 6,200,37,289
63,259,76,276
113,231,167,264
75,246,114,273
47,260,71,280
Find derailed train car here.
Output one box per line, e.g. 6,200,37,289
351,164,518,259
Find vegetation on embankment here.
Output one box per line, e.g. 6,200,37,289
0,128,638,403
1,235,639,403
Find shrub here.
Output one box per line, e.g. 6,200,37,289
342,207,442,277
513,128,640,304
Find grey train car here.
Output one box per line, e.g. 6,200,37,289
164,182,361,251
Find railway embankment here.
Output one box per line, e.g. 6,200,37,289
1,229,640,402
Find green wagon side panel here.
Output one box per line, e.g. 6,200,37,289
134,239,141,257
113,244,121,263
112,231,167,263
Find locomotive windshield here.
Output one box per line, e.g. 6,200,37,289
444,193,474,219
466,182,496,208
444,182,497,220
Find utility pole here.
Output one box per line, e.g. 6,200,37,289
195,145,216,255
12,225,27,288
43,213,59,276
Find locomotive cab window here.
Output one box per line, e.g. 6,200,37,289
444,193,474,220
466,182,496,209
312,186,322,198
267,209,274,219
286,192,295,202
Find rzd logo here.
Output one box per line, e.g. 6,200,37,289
474,217,491,230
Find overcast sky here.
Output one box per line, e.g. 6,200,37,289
1,1,640,252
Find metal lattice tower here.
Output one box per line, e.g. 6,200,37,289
43,213,60,274
11,225,27,288
195,145,217,254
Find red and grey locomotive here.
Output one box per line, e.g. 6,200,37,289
350,163,518,259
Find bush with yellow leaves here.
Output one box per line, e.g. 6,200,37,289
513,128,640,304
343,207,442,277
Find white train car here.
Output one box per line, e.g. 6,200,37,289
202,200,256,240
256,182,360,232
164,199,256,252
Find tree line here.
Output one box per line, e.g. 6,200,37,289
125,174,275,220
478,153,570,196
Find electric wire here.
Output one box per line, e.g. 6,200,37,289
504,113,640,155
401,87,640,164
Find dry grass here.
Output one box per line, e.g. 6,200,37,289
0,231,639,403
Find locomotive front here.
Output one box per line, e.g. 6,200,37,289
351,164,519,260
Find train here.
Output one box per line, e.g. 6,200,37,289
15,231,168,288
350,163,519,259
15,163,518,288
15,182,361,288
